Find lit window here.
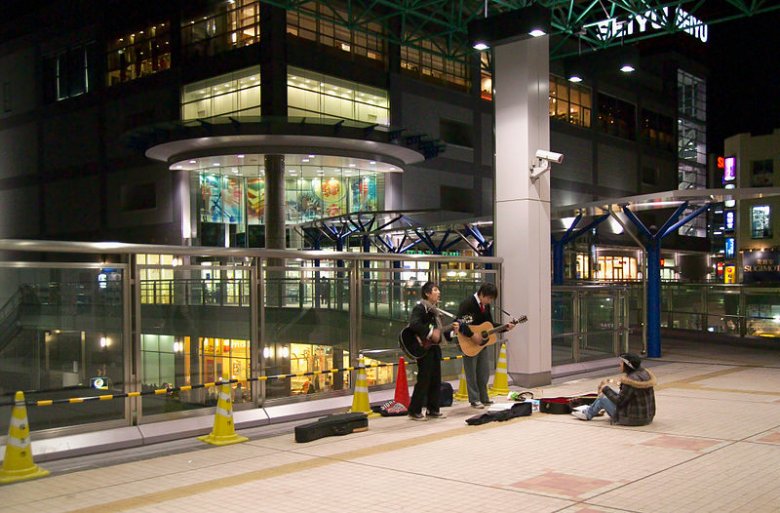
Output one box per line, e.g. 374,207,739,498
751,205,772,239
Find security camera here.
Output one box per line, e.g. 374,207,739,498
535,149,564,164
530,149,565,180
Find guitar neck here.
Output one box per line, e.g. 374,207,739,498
485,317,526,336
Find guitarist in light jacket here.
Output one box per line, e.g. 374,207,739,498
408,282,458,420
457,283,515,409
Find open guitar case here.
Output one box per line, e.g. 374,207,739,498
539,393,598,414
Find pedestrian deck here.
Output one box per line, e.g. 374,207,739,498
2,338,780,513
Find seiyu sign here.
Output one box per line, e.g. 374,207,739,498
585,6,708,43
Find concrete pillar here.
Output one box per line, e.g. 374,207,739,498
264,154,286,250
493,36,552,387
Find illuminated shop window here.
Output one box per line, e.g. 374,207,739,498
550,75,592,128
181,66,261,119
286,3,384,61
107,22,171,86
480,52,492,101
141,334,181,388
181,0,261,59
400,35,468,90
575,253,591,279
195,165,384,231
199,337,250,399
594,255,638,281
137,254,175,304
751,205,772,239
287,67,389,125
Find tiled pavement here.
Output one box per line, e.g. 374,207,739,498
2,339,780,513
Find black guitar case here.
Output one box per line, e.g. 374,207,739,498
294,412,368,443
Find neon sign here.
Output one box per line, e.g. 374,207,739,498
585,7,708,44
723,156,736,182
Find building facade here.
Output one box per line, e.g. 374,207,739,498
0,1,711,270
721,130,780,284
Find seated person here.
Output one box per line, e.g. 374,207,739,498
572,352,656,426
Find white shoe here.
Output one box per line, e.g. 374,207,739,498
470,402,485,409
572,405,589,412
571,410,589,420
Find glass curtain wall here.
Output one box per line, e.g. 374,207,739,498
181,0,261,59
181,66,261,120
107,22,171,86
400,35,468,90
550,75,592,128
287,67,390,126
677,69,707,237
285,2,385,61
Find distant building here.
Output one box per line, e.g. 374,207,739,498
723,129,780,283
0,0,710,279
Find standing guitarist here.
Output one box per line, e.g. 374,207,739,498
457,283,516,409
408,281,459,420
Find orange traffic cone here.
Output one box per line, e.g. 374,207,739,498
393,357,410,408
0,391,49,484
198,382,249,446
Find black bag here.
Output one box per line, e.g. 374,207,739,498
294,412,368,443
439,382,454,407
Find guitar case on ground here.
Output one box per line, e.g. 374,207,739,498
294,412,368,443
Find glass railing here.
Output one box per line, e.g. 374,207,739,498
551,284,630,366
0,241,502,435
653,283,780,339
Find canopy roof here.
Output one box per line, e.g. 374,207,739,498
263,1,780,59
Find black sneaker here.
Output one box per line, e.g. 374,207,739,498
426,411,446,419
483,400,495,405
408,412,425,420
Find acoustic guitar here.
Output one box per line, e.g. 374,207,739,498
457,315,528,357
399,315,472,360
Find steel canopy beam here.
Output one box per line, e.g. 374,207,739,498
260,0,780,59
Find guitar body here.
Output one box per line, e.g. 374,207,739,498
399,316,471,360
457,321,497,357
457,315,528,357
399,327,434,360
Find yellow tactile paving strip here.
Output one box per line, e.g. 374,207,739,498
2,350,780,513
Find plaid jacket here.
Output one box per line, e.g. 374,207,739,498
602,368,657,426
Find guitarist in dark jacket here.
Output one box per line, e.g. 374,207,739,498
457,283,516,409
408,282,459,420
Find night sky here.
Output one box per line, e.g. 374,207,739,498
707,9,780,153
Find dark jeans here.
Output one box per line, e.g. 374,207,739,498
409,346,442,415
